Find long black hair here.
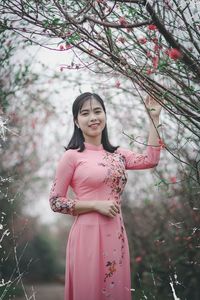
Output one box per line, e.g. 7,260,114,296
64,92,119,153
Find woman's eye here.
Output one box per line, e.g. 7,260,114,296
95,110,101,114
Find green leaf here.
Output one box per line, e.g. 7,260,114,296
67,33,80,44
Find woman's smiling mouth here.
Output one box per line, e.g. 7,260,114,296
89,123,100,128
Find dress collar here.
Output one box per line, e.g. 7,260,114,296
84,142,103,151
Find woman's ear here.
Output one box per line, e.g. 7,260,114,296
74,121,79,128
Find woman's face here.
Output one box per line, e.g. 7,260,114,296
75,98,106,142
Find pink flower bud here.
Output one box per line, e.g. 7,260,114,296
59,45,64,50
65,44,72,50
115,80,120,88
152,37,158,44
135,256,142,263
138,37,147,44
154,44,162,52
118,36,126,44
146,68,153,75
152,56,159,69
119,17,128,27
170,176,177,183
167,48,182,60
148,24,157,30
146,51,152,58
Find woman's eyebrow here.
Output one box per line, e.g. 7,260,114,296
80,107,102,113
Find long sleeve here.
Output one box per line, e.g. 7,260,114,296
49,150,77,216
117,145,161,170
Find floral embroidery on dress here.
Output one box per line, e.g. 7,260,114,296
98,151,127,201
100,151,128,296
118,218,125,265
104,260,117,282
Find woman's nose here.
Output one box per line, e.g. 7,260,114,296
89,113,97,121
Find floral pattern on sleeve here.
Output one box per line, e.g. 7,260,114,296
49,178,77,216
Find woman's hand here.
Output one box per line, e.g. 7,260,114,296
145,95,162,119
94,200,120,218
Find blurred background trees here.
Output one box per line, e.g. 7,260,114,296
0,1,199,299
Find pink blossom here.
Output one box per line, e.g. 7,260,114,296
146,51,152,58
31,119,36,129
119,17,128,27
126,28,132,33
170,176,177,183
118,36,126,44
152,56,159,69
135,256,142,263
167,48,182,60
138,37,147,44
154,44,162,52
152,37,158,44
115,80,120,88
148,24,157,30
146,68,153,75
65,44,72,50
59,44,64,50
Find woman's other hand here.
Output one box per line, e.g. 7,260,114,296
94,200,120,218
145,95,163,119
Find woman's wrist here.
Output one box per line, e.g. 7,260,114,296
149,116,160,122
92,200,97,211
149,117,160,128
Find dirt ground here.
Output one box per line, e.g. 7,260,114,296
15,283,64,300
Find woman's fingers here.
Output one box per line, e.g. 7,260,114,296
109,203,120,217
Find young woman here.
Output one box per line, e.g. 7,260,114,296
49,92,162,300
